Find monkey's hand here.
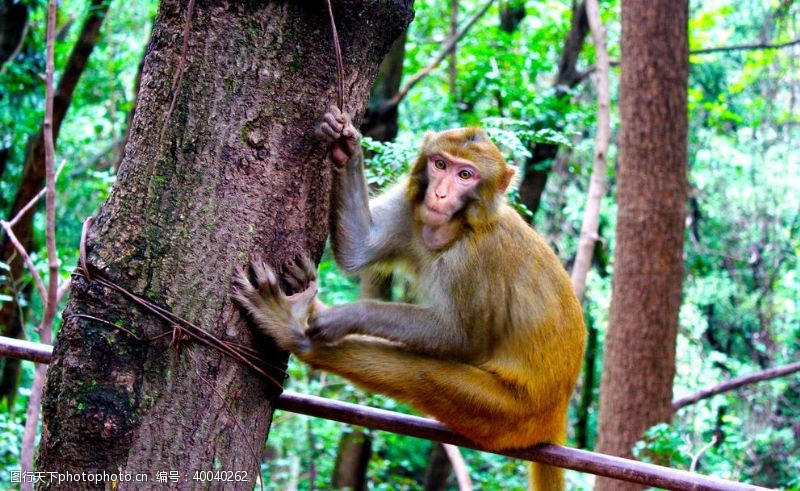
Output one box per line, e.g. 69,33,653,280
306,304,362,344
232,256,318,354
316,104,360,168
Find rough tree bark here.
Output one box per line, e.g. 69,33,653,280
0,0,110,408
37,2,412,489
594,1,688,490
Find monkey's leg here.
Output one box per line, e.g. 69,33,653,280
301,338,562,450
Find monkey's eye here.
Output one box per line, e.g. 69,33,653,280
434,159,447,170
457,169,474,180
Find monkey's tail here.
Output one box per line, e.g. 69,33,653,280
528,462,564,491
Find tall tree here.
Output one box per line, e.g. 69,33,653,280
36,1,412,487
518,0,589,217
0,0,110,407
594,1,689,490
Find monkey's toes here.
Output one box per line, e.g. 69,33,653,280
251,258,282,299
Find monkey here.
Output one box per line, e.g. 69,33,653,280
233,105,586,491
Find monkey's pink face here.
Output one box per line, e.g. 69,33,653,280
422,153,481,227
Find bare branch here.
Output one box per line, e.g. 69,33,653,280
21,0,58,483
5,161,66,228
569,0,610,301
443,443,473,491
388,0,495,108
57,278,71,304
673,360,800,410
0,221,47,302
691,36,800,55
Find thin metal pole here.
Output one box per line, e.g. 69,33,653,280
0,337,772,491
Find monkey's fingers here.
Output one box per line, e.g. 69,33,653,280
300,255,318,283
251,258,283,299
231,268,260,310
305,310,351,343
326,104,344,122
285,257,309,292
323,112,345,136
284,260,306,292
317,122,341,143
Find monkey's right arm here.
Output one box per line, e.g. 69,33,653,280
318,106,412,273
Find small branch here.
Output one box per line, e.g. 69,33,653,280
388,0,495,108
0,221,47,303
21,1,58,484
0,18,30,75
442,443,473,491
0,336,52,364
691,36,800,55
673,360,800,410
689,436,718,473
569,0,610,301
0,337,773,491
5,161,66,228
56,278,71,304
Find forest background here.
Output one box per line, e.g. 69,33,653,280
0,0,798,489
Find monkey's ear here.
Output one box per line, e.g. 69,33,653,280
500,166,518,193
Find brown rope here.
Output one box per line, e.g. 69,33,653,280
77,219,285,388
72,267,284,388
325,0,345,111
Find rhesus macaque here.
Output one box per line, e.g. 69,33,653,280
233,106,586,491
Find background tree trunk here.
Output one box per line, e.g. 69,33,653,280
332,428,372,491
594,1,688,490
37,2,412,488
518,0,588,218
423,443,453,491
0,0,109,408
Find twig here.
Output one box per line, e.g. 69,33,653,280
673,360,800,409
73,268,283,387
689,436,718,473
5,161,67,229
0,19,29,75
388,0,495,108
569,0,610,301
21,0,58,485
691,36,800,55
0,221,47,302
442,443,473,491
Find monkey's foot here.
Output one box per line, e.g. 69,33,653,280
232,257,317,353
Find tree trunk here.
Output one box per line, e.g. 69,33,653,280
37,2,412,489
518,0,588,218
0,0,109,408
361,31,407,141
594,1,688,490
423,443,452,491
332,428,372,491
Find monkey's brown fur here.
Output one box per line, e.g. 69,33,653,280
234,107,586,491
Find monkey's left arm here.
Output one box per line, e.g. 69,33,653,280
308,301,483,361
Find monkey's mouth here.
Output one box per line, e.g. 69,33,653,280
422,206,453,227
